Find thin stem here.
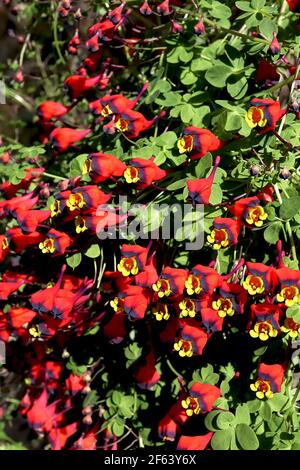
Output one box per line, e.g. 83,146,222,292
166,357,182,380
19,34,31,68
42,171,68,181
53,8,66,65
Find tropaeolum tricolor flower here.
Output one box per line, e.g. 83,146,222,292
250,363,285,399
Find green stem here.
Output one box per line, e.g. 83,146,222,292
166,357,182,380
42,171,68,181
53,9,66,65
274,183,298,266
291,378,300,406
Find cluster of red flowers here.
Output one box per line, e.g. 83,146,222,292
1,0,300,451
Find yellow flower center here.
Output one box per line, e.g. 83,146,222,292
152,278,172,298
179,298,197,318
152,303,170,321
250,379,273,399
277,285,300,307
50,199,61,217
117,256,139,276
101,104,113,117
185,274,202,296
181,396,200,416
245,107,267,129
249,321,278,341
82,158,92,175
116,117,129,133
177,135,194,154
281,317,300,339
2,237,9,251
66,192,85,211
110,297,125,313
207,228,229,250
75,216,88,234
124,166,140,184
29,325,41,338
245,205,268,227
174,338,193,357
242,274,265,295
39,238,55,254
212,297,234,318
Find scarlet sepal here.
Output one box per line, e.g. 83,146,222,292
257,184,274,202
243,261,278,296
256,59,279,84
48,422,77,450
72,427,98,450
181,382,221,416
64,74,102,100
50,127,91,152
123,157,167,187
245,98,285,133
74,209,125,235
30,266,65,313
111,285,151,321
108,2,126,24
194,19,206,35
250,362,285,399
152,267,188,298
24,389,58,432
83,152,126,182
0,274,28,301
276,267,300,306
87,20,115,42
38,101,70,122
0,235,9,262
134,350,161,389
249,303,281,341
157,0,172,15
39,229,72,255
187,156,220,205
174,321,209,356
269,33,281,54
68,30,80,55
140,0,153,15
228,196,268,228
113,109,166,138
286,0,300,11
7,228,44,253
84,49,104,73
178,127,223,160
9,307,36,330
185,264,221,296
207,218,240,250
117,244,148,276
103,311,127,343
201,308,224,333
158,390,189,441
171,20,184,33
177,432,213,450
13,208,51,233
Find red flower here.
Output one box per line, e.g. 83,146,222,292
181,382,221,415
250,363,285,399
269,33,281,54
57,185,111,213
249,303,281,341
87,20,115,42
134,350,161,389
177,432,213,450
157,0,172,15
178,127,223,160
50,128,91,152
212,281,247,317
194,19,206,35
207,218,240,250
152,267,188,298
48,423,77,450
185,264,221,296
108,3,126,24
13,208,51,233
1,167,44,198
25,389,58,432
123,157,167,187
256,59,279,84
30,266,66,313
286,0,300,12
103,311,127,343
83,49,104,72
245,98,285,133
201,308,224,333
228,196,268,227
276,267,300,306
38,101,70,122
117,244,148,276
111,285,150,321
113,109,166,138
187,155,220,205
140,0,153,15
82,152,126,182
9,307,36,330
74,209,124,235
39,229,72,255
174,322,209,356
243,262,278,296
0,276,27,301
99,82,149,116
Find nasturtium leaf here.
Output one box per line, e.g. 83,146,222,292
269,393,289,412
286,305,300,323
261,401,272,422
263,222,282,244
205,410,222,432
211,429,233,450
84,244,101,258
205,64,232,88
235,424,259,450
279,196,300,220
216,412,236,430
66,253,82,269
235,404,251,425
259,19,277,40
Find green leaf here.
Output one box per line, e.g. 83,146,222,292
84,244,101,258
66,253,82,269
70,153,89,178
235,424,259,450
83,390,99,408
194,153,213,178
217,412,236,430
205,410,222,432
286,305,300,324
211,429,233,450
180,70,197,86
269,393,289,412
235,404,251,425
259,19,277,40
111,421,124,437
205,64,232,88
263,222,282,244
261,401,272,422
227,76,248,99
279,196,300,220
225,112,242,131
